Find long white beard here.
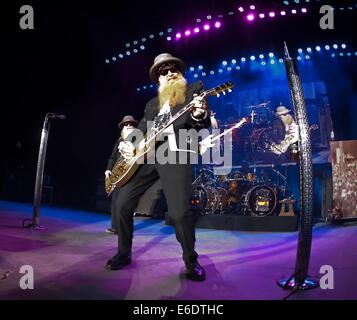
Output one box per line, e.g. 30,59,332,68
158,75,187,108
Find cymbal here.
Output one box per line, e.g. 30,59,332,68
245,101,271,109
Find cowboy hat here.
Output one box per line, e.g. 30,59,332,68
118,115,138,130
275,106,290,116
149,53,186,83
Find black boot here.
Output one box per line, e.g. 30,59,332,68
106,252,131,270
185,260,206,281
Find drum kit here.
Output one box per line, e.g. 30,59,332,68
191,165,286,217
190,101,292,217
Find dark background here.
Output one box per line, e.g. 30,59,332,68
2,0,356,210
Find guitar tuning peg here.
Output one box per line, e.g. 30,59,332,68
216,93,220,98
223,91,226,95
228,89,232,93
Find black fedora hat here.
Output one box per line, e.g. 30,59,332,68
118,115,138,130
149,53,186,83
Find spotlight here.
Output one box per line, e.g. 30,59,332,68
176,33,182,39
241,57,246,62
218,69,223,73
194,27,200,33
325,45,330,50
331,53,336,58
119,54,124,58
149,34,154,39
347,52,351,56
236,66,241,70
269,52,274,58
159,32,164,36
105,59,110,63
167,28,172,33
189,67,195,71
259,13,265,18
133,40,138,45
250,5,255,10
198,65,203,70
305,55,310,59
297,56,302,61
316,46,321,51
194,74,198,78
125,43,130,47
261,61,266,65
228,12,234,16
140,46,145,50
333,44,338,49
126,51,131,56
279,58,284,63
298,48,303,53
167,36,172,41
210,70,215,75
306,47,312,52
203,24,210,30
339,52,344,56
270,60,275,64
301,8,307,13
207,15,212,20
185,30,191,36
214,21,221,28
269,12,276,17
238,7,244,12
259,54,264,59
231,59,237,64
150,85,153,88
137,88,141,91
133,49,138,53
227,67,232,71
222,60,228,66
280,11,286,16
291,9,297,14
283,1,289,4
341,44,347,49
143,86,147,89
142,37,147,42
247,14,255,21
202,72,206,76
250,55,256,60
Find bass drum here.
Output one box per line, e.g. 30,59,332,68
190,186,228,213
243,185,277,216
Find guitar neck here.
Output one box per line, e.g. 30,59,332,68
208,119,247,143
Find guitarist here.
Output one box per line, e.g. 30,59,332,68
106,53,211,281
104,115,139,234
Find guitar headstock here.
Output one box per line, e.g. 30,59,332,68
203,82,234,98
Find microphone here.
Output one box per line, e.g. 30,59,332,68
48,113,66,120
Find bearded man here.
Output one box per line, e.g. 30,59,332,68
106,53,211,281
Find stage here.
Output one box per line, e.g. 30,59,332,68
1,201,356,300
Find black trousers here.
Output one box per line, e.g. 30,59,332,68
111,163,198,264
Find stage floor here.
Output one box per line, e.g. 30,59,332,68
0,200,356,300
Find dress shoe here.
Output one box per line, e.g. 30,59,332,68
106,252,131,270
185,260,206,281
105,227,117,234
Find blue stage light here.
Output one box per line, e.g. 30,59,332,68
126,51,131,56
270,60,275,64
261,61,266,65
250,56,255,61
218,69,223,73
119,54,124,58
236,66,240,70
241,57,246,62
137,88,141,91
259,54,264,59
222,60,228,66
331,53,336,58
105,59,110,63
202,72,207,76
231,59,237,64
306,47,312,53
189,67,195,71
227,67,232,71
269,52,274,58
339,52,344,56
112,57,116,61
279,58,284,63
316,46,321,51
194,73,198,78
333,44,338,49
297,56,302,61
198,65,203,70
298,48,303,53
143,86,147,89
210,70,215,75
341,44,347,49
305,55,310,59
325,45,330,50
140,46,145,50
347,52,351,56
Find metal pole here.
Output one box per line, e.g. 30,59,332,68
31,113,51,229
277,43,319,290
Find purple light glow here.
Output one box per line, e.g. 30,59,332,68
301,8,307,13
214,21,221,28
203,24,210,30
175,33,182,39
247,14,255,21
259,13,265,18
238,7,244,12
291,9,297,14
166,36,172,41
269,12,275,18
193,27,200,33
184,30,191,36
280,11,286,16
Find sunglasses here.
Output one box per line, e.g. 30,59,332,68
157,63,178,77
123,122,135,127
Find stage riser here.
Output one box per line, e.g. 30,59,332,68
166,213,298,232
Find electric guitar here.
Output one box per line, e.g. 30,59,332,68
199,117,248,154
105,82,234,196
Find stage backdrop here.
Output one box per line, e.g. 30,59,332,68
330,140,357,219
